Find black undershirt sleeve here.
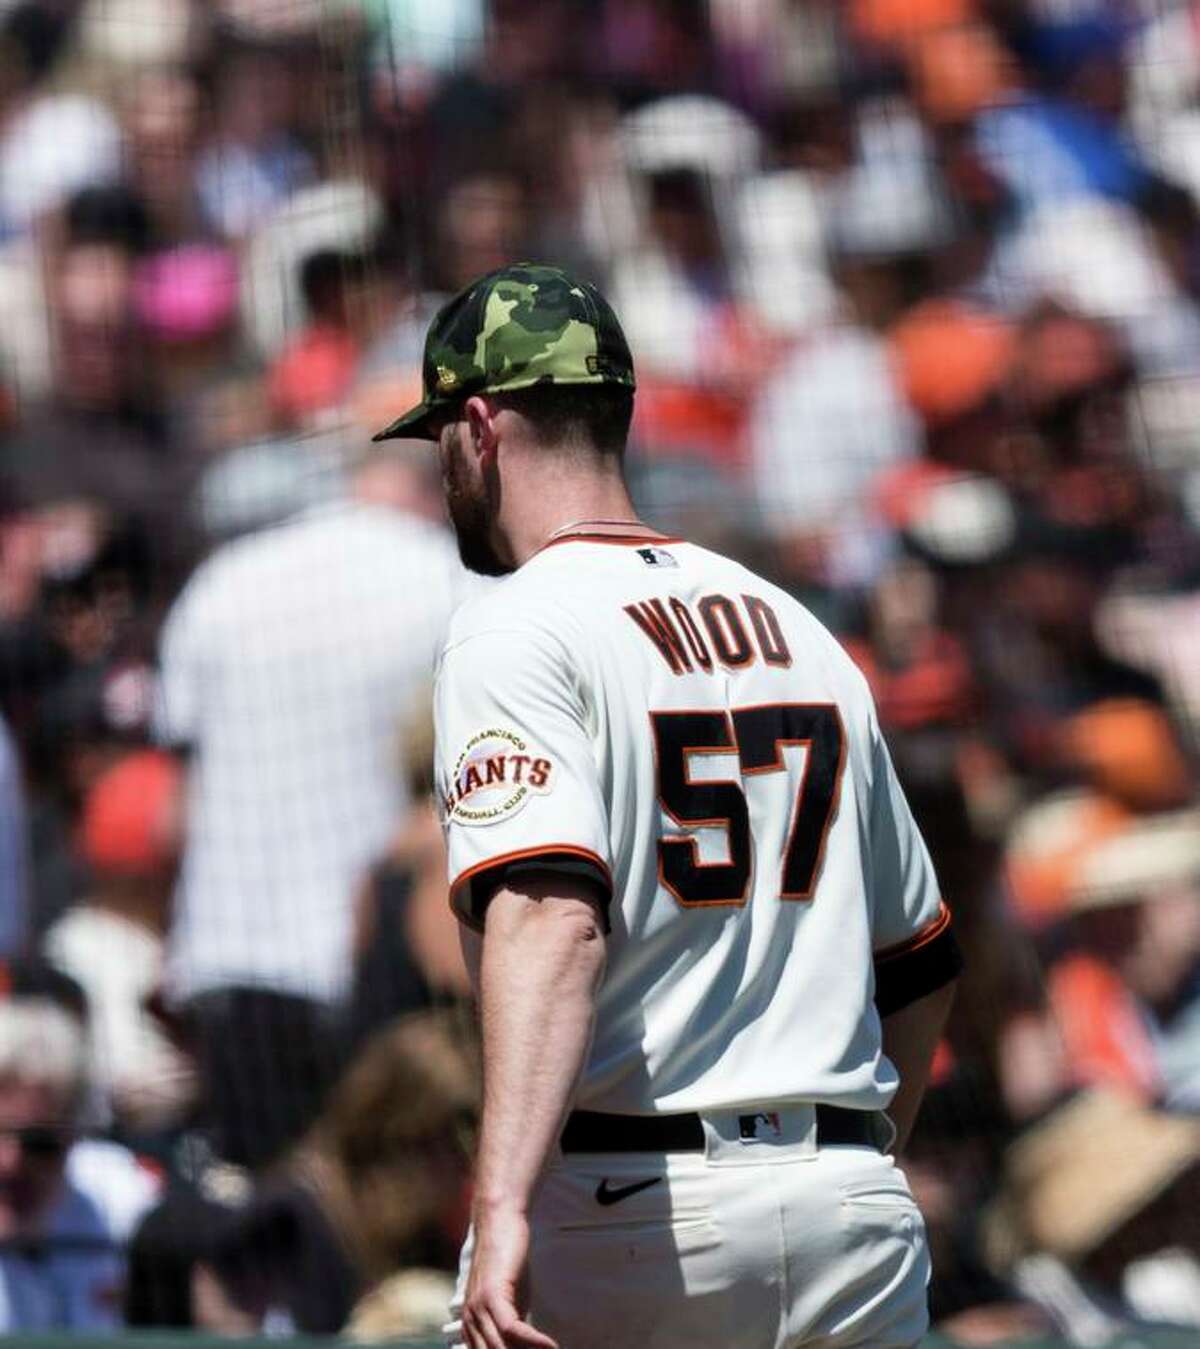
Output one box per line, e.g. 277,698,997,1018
452,849,614,933
874,918,963,1017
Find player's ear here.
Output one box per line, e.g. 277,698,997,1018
464,395,499,461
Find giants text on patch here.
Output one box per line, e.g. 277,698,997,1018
443,727,555,827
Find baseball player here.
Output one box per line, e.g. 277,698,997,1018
373,263,961,1349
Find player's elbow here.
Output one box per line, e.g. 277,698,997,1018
487,880,608,980
556,907,608,992
534,894,608,986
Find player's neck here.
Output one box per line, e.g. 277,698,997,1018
502,462,643,567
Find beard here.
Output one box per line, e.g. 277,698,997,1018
442,424,512,576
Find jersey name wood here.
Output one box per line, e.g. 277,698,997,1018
623,592,792,676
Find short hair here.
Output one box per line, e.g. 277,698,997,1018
310,1010,478,1270
492,383,635,458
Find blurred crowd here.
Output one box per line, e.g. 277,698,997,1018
1,0,1200,1342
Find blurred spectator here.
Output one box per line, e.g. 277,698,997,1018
2,501,161,942
0,93,122,237
847,555,975,733
986,1089,1200,1336
267,250,373,429
612,95,764,410
195,40,315,241
829,107,962,326
3,187,189,580
209,1009,476,1337
748,318,916,591
1056,811,1200,1111
967,543,1177,795
434,169,531,296
732,165,837,337
155,446,464,1168
1004,788,1132,937
126,1008,474,1336
119,66,204,243
746,102,981,587
1098,585,1200,742
966,8,1150,216
347,708,469,1054
241,177,386,363
0,958,160,1331
43,750,195,1137
422,0,577,180
1045,952,1163,1105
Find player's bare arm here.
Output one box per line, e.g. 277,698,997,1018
881,978,958,1154
464,873,607,1349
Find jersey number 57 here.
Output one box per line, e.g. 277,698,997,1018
651,704,844,908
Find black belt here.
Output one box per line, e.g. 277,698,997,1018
560,1105,882,1154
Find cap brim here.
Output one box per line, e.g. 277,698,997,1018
371,400,441,443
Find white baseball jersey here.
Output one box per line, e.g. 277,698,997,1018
434,531,952,1117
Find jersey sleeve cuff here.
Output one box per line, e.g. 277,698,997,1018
449,846,614,932
873,902,962,1016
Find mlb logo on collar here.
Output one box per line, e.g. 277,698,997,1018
637,546,678,568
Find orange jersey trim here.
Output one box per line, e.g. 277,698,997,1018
873,901,952,965
449,844,614,914
536,532,685,556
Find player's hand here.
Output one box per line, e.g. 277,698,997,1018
462,1205,558,1349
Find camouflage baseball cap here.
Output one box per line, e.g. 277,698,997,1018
371,262,636,442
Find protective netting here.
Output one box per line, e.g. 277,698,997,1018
1,0,1200,1343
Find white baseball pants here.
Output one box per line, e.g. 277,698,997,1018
445,1104,930,1348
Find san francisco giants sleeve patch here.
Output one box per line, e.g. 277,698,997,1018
441,727,556,827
